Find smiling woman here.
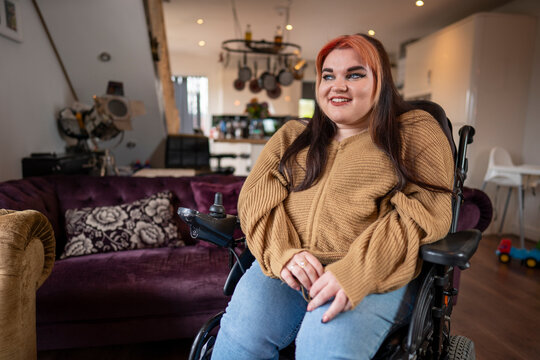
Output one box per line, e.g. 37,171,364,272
317,49,375,141
210,33,455,360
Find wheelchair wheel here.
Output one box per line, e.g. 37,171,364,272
448,335,475,360
189,311,223,360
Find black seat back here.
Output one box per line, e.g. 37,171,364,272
407,100,475,234
407,100,457,161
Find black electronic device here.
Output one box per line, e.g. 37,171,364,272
166,134,210,169
21,152,95,178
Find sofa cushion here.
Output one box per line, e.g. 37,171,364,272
37,246,232,324
190,179,245,247
61,191,184,259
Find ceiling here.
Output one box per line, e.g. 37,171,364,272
162,0,514,62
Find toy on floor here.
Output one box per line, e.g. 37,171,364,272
496,238,540,268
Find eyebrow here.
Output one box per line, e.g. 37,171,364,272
321,65,367,73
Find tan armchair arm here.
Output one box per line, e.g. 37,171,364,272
0,209,56,359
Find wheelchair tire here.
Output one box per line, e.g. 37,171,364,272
189,312,224,360
448,335,475,360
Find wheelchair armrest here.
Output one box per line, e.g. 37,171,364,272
177,207,238,247
420,229,481,269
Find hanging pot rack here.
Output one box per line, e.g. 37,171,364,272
222,39,301,58
222,38,306,98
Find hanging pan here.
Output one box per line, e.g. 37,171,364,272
238,53,252,82
277,56,294,86
267,83,282,99
260,57,277,91
233,78,245,91
233,60,246,90
249,61,262,93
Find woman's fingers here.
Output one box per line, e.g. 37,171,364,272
303,252,324,277
281,251,324,291
288,260,313,290
307,271,352,322
280,267,300,291
309,270,331,300
321,290,352,323
292,253,319,289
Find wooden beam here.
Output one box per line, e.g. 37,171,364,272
144,0,180,134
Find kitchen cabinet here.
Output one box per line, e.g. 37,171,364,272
403,12,536,187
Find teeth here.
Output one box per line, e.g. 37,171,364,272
331,98,350,103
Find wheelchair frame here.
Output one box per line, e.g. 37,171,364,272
178,101,481,360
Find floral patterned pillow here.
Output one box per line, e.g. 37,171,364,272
61,191,184,259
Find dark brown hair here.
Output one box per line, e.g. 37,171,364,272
279,34,450,194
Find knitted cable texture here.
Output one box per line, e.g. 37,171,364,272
238,109,454,307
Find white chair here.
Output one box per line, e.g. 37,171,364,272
482,147,525,248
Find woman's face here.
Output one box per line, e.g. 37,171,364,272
317,48,375,139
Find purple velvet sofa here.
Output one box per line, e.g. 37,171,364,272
0,174,245,351
0,174,491,351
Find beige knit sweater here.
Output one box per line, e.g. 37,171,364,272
238,109,454,307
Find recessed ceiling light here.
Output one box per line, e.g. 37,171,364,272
284,95,291,102
196,18,204,24
416,0,424,6
286,24,293,31
234,100,241,106
368,29,375,36
198,40,206,47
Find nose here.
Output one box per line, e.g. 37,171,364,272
332,78,347,92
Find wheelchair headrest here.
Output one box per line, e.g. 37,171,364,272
407,100,457,161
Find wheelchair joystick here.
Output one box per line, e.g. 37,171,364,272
209,192,226,218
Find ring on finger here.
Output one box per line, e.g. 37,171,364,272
289,264,295,271
298,260,306,269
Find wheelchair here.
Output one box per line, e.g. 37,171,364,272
178,101,481,360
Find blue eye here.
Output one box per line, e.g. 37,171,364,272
347,73,365,80
322,74,334,81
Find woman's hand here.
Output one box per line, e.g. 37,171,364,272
280,251,324,291
308,271,352,323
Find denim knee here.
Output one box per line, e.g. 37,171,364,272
212,261,307,360
295,282,417,360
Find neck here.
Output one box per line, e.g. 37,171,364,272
334,127,368,142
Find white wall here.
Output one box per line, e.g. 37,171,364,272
487,0,540,240
0,0,73,181
35,0,166,169
1,0,167,182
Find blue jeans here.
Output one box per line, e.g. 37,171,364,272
211,261,418,360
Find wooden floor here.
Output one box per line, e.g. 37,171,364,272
38,234,539,360
450,234,539,360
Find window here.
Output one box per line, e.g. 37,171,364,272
172,76,209,134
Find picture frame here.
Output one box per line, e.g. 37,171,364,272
0,0,23,42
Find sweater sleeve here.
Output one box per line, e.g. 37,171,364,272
325,121,454,308
237,122,304,278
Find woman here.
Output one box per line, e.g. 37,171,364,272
212,34,454,359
